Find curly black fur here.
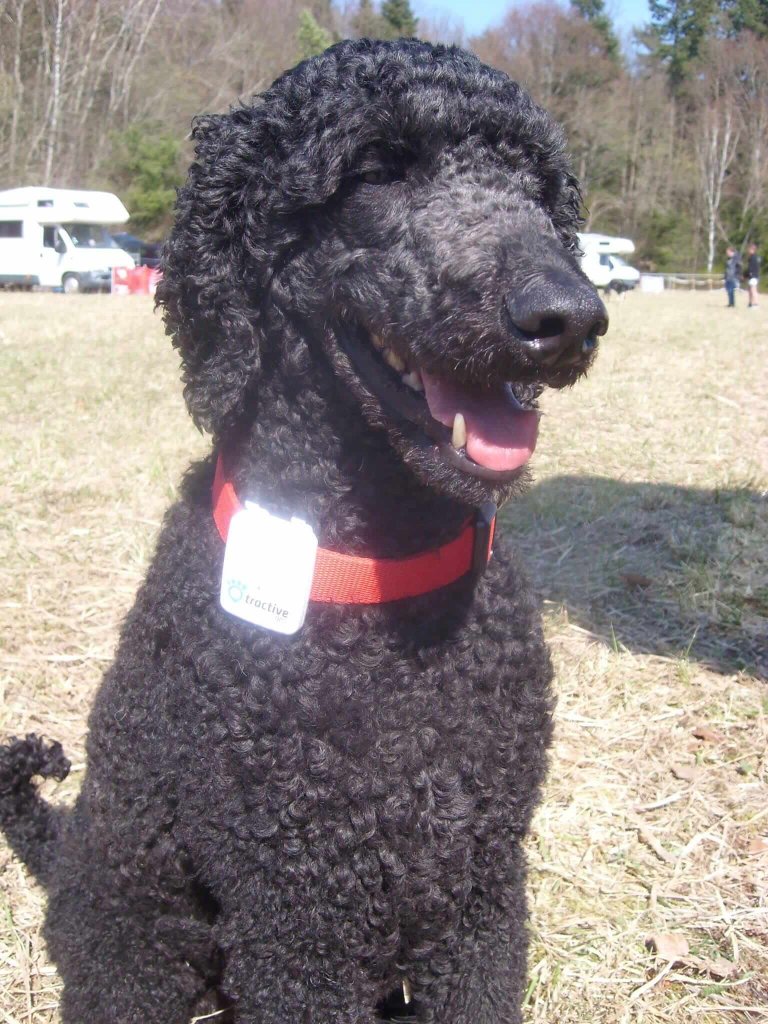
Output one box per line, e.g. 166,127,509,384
0,736,69,881
1,38,605,1023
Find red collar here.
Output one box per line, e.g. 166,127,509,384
212,455,496,605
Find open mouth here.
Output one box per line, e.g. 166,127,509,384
335,324,541,481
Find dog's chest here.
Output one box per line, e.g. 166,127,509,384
194,570,552,885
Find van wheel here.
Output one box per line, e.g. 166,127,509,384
62,274,80,294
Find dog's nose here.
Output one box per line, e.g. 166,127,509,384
505,272,608,370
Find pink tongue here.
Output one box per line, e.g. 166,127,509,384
421,372,539,472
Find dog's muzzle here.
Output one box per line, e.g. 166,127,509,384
504,269,608,375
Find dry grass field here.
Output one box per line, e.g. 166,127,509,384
1,290,766,1023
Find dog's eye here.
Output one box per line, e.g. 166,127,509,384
361,168,390,185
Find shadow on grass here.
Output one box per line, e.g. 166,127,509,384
502,476,768,680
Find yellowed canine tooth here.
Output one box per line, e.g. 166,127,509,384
452,412,467,449
401,370,423,391
402,978,412,1004
372,334,385,350
383,348,406,372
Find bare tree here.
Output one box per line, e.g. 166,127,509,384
1,0,170,186
42,0,65,183
734,33,768,242
694,40,743,270
473,4,632,225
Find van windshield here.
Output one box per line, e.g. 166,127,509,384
61,224,119,249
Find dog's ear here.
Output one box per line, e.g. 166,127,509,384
157,109,276,438
554,169,584,253
537,126,584,253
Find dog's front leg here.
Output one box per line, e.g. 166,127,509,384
406,875,531,1024
46,871,212,1024
218,914,380,1024
407,935,527,1024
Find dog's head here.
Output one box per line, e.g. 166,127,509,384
159,38,607,507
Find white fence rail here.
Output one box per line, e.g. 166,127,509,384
639,272,726,293
661,273,723,289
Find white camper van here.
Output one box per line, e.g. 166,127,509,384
0,187,136,293
578,233,640,293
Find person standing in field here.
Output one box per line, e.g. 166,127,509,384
724,245,741,307
745,242,760,308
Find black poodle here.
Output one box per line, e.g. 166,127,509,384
0,38,607,1024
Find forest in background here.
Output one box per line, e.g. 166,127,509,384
1,0,768,271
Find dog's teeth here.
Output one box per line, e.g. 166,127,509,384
401,370,424,391
402,978,412,1005
372,335,385,350
383,348,406,372
451,412,467,450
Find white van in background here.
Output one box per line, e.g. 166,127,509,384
0,187,135,293
578,233,640,293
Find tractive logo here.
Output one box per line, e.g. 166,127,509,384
225,578,290,622
226,579,247,603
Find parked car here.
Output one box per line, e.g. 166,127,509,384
0,187,135,293
578,233,640,292
111,232,162,268
601,253,640,293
